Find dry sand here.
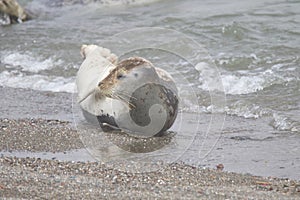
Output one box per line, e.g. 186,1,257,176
0,118,299,199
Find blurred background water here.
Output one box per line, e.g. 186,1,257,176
0,0,299,179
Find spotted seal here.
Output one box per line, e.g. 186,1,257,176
76,44,178,137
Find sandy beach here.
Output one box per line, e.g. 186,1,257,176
0,116,300,199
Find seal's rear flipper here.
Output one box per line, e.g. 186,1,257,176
80,44,118,65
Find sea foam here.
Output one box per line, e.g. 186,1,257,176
0,71,76,93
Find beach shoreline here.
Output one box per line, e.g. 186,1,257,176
0,118,300,199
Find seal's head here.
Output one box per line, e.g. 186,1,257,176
97,57,152,107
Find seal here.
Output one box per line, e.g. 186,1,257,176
76,44,178,137
0,0,30,24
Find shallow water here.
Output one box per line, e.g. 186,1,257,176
0,148,95,162
0,0,300,179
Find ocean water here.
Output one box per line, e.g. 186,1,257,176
0,0,300,178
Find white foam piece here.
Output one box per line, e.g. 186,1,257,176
197,62,295,95
1,51,63,73
0,71,76,93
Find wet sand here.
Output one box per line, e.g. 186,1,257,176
0,119,300,199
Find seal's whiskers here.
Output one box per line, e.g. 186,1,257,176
115,90,137,101
115,94,136,109
110,91,136,109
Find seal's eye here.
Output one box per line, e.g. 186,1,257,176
117,74,125,79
